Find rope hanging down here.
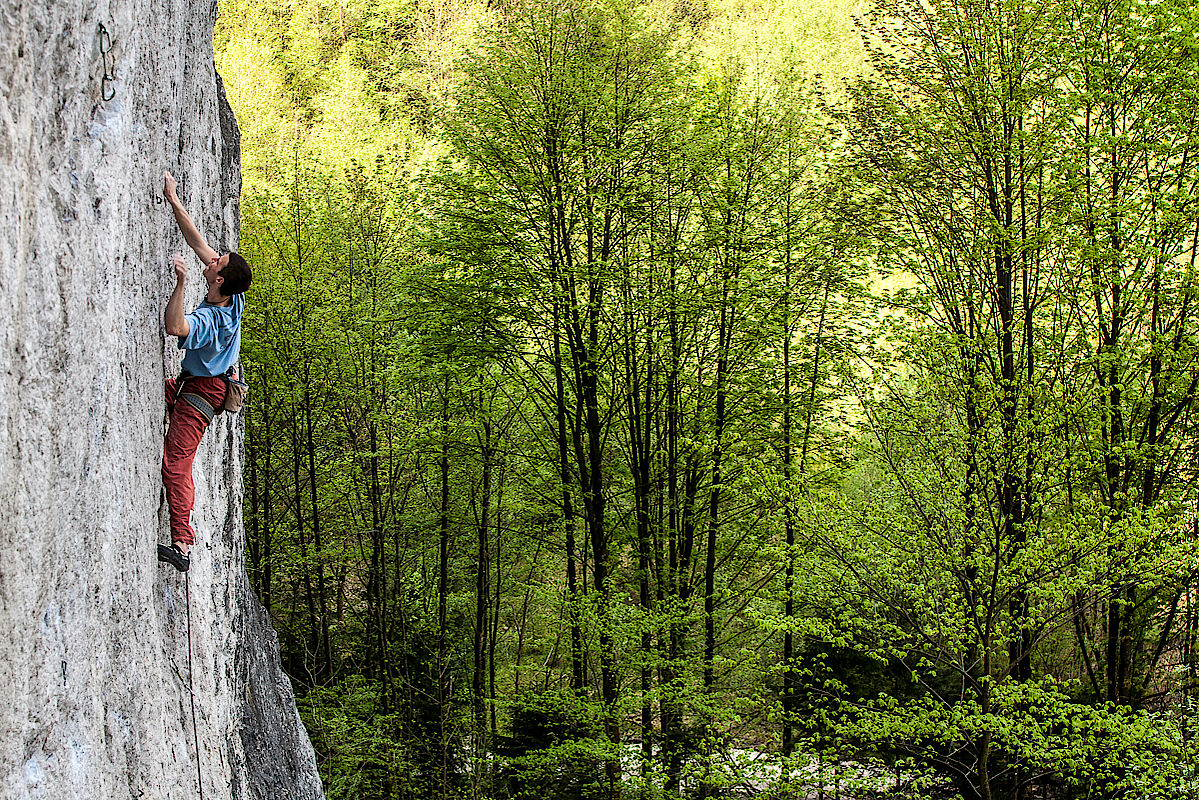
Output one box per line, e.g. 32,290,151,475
185,574,204,800
97,23,116,101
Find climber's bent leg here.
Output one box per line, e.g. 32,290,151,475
161,376,227,549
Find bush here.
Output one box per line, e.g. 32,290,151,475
495,690,612,800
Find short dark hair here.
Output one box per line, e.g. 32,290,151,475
219,252,252,296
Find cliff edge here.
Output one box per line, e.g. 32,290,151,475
0,2,323,798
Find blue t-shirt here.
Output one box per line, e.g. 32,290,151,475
178,293,244,377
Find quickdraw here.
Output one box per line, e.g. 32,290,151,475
98,23,116,101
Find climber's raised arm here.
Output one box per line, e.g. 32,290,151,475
163,171,219,266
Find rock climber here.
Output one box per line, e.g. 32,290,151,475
157,170,251,573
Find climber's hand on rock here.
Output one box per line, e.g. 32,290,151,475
163,171,178,203
162,173,215,265
172,252,187,283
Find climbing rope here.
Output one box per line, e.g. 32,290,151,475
97,23,116,101
185,573,205,800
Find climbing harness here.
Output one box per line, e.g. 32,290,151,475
185,573,205,800
97,23,116,102
174,372,218,424
174,369,245,419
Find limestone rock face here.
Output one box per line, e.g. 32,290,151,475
0,2,323,798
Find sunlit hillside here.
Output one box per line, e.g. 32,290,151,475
215,0,866,183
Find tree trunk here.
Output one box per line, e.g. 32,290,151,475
437,378,452,800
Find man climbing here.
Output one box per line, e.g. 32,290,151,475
157,170,252,573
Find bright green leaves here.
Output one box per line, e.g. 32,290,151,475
220,0,1199,793
814,0,1199,792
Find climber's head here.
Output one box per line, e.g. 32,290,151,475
203,252,252,297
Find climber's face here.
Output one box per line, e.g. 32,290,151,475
203,254,229,290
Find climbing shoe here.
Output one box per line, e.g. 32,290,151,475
157,543,190,573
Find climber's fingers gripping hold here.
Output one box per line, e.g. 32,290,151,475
163,171,178,202
172,252,187,284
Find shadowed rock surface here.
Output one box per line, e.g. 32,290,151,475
0,2,323,798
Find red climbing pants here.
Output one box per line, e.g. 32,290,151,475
162,376,227,547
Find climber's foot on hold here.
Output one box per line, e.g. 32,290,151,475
157,543,190,572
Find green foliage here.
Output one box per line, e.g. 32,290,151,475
299,676,411,799
496,691,611,800
218,0,1199,796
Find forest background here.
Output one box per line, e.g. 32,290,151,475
212,0,1199,796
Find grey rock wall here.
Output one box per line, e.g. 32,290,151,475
0,2,323,798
